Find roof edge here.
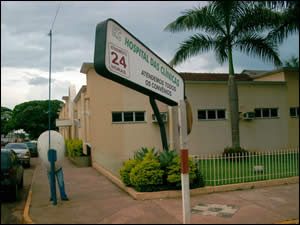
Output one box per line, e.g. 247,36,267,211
80,62,94,74
73,85,87,103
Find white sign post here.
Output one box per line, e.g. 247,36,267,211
178,100,191,224
94,18,190,224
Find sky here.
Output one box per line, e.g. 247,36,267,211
1,1,299,110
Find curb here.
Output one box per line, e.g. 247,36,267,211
22,165,37,224
274,219,299,224
92,161,299,200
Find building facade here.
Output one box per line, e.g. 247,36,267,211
56,64,299,177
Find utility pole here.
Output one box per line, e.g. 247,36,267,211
48,29,52,151
48,2,61,206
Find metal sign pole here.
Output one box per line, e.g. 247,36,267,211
178,99,191,224
48,149,57,205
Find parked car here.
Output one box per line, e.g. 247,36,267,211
1,148,24,201
1,140,8,147
24,141,38,157
5,143,31,168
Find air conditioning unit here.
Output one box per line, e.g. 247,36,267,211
243,112,255,120
152,112,168,123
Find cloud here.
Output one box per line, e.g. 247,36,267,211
28,77,49,85
1,1,299,110
1,67,82,109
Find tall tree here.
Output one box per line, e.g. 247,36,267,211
10,100,63,139
164,1,282,148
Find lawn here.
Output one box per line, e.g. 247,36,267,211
197,151,299,186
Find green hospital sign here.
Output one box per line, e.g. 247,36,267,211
94,18,184,106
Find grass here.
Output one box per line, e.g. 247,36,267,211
197,152,299,186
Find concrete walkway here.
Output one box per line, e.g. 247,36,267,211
26,158,299,224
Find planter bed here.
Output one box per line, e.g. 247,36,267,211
69,155,91,168
92,161,299,200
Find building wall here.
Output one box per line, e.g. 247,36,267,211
238,82,288,151
58,98,71,140
285,71,299,147
57,67,298,177
183,82,231,154
72,87,91,154
87,68,169,176
182,81,289,154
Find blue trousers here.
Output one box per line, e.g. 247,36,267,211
47,168,68,200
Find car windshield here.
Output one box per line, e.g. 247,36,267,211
5,143,27,149
25,142,36,148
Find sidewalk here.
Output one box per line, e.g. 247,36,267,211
27,158,299,224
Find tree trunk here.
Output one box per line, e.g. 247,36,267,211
228,48,240,148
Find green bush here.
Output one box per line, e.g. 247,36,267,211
130,150,164,192
65,138,83,157
120,147,205,191
157,148,178,170
166,155,198,188
134,146,158,161
119,159,139,186
223,146,248,158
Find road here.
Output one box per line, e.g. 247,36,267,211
1,157,39,224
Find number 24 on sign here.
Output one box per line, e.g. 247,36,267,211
111,51,127,68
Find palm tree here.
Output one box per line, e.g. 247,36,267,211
259,1,299,44
284,56,299,68
164,1,282,148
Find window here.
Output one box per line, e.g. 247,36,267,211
112,111,146,123
152,112,168,122
112,112,122,122
217,110,226,119
254,108,279,118
290,107,299,117
135,112,146,122
124,112,134,122
198,109,226,120
198,110,206,120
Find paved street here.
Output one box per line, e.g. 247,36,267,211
1,157,39,224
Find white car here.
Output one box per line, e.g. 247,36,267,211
5,143,31,168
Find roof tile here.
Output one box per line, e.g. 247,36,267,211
179,72,252,81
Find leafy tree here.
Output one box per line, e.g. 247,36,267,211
164,1,282,148
10,100,63,139
284,56,299,68
1,106,13,135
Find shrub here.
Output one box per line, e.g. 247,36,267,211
119,159,139,186
66,138,83,157
157,148,178,170
134,146,158,161
192,167,205,188
166,155,198,188
130,150,164,192
223,146,248,158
